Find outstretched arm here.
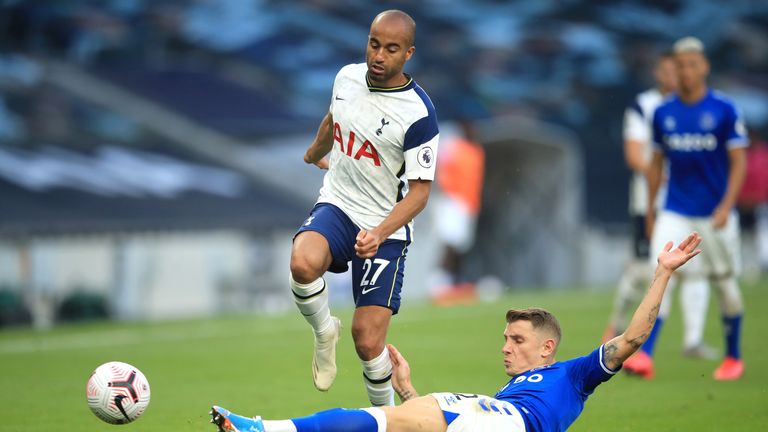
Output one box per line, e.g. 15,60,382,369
603,232,703,370
388,344,420,403
304,112,334,169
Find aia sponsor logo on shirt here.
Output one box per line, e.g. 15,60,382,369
333,121,381,166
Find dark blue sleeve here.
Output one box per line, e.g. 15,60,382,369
628,99,644,118
565,346,620,396
652,108,664,151
403,113,439,152
403,86,439,152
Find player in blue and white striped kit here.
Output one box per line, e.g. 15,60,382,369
211,233,704,432
624,37,747,381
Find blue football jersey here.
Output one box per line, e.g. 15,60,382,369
494,345,619,432
652,90,748,217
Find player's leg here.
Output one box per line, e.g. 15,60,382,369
351,239,408,406
756,203,768,272
352,305,395,406
679,275,716,358
624,211,692,379
429,194,476,305
604,215,652,341
604,264,639,341
290,230,334,332
211,396,448,432
290,204,357,391
705,212,745,380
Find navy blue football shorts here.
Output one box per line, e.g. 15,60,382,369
295,203,409,314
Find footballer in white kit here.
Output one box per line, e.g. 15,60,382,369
604,51,676,344
288,10,439,406
606,85,670,342
316,62,438,244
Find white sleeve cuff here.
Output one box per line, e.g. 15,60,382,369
598,345,620,375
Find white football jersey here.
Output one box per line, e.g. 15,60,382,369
623,88,668,215
317,63,439,241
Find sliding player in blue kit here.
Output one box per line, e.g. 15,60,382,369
211,232,704,432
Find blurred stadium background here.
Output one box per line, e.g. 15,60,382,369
1,1,768,431
0,0,765,327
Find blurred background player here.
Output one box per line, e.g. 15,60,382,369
429,119,485,306
625,37,748,381
604,51,715,360
737,130,768,276
211,233,704,432
291,10,439,405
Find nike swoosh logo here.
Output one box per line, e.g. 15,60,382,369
114,395,132,422
335,95,345,100
361,286,381,295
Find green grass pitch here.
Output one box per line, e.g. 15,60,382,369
1,278,766,431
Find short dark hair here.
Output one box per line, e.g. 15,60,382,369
506,308,562,349
657,49,675,63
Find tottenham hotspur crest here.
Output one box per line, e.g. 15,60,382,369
376,118,390,136
417,146,434,168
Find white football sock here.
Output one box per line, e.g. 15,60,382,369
290,274,332,336
680,277,709,348
263,420,297,432
361,407,387,431
362,348,395,406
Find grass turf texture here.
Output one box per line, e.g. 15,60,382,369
1,278,766,431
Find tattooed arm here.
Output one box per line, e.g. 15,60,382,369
387,344,420,403
603,232,703,370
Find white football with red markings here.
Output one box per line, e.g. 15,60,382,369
86,361,150,424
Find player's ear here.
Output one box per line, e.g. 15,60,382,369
541,338,556,358
405,46,415,61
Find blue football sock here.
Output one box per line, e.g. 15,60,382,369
291,408,380,432
640,317,664,357
722,314,742,359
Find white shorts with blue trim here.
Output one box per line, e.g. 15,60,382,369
652,210,741,278
431,393,526,432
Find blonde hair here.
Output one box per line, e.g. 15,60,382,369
673,36,705,54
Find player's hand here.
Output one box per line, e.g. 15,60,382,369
657,231,702,273
355,229,382,258
711,205,729,230
387,344,417,402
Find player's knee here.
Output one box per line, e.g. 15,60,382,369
712,276,743,315
290,253,323,284
352,325,385,360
